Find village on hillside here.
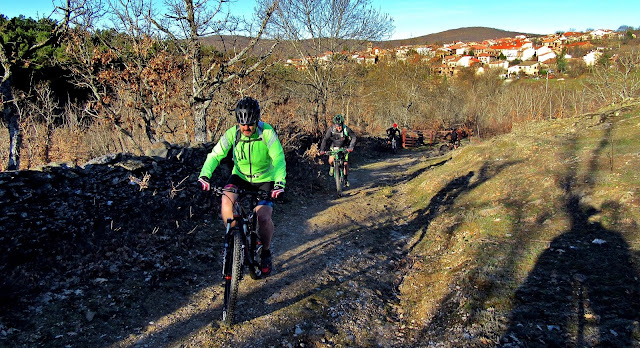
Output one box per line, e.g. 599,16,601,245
285,29,633,78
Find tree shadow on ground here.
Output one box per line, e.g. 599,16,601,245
499,124,640,347
398,160,520,344
409,160,520,252
345,151,450,193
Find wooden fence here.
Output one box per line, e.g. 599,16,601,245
401,128,471,148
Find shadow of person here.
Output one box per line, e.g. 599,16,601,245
500,195,640,347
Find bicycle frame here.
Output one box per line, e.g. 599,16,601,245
329,148,348,197
213,187,267,325
223,190,268,279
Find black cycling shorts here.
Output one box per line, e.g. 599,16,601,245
226,175,275,206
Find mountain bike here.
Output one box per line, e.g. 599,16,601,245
390,135,399,154
438,139,460,155
211,186,267,326
438,142,453,155
328,148,348,197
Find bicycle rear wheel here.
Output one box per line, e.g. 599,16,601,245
222,228,243,326
439,144,449,155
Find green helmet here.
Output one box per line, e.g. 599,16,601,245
332,114,345,125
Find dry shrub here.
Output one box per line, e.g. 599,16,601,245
49,128,87,165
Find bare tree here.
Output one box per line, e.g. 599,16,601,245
260,0,393,131
150,0,278,142
584,49,640,104
0,1,74,170
60,0,194,153
63,26,148,154
107,0,188,145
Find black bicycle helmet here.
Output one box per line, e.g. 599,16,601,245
333,114,345,125
235,97,260,125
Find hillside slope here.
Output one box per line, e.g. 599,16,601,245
397,99,640,346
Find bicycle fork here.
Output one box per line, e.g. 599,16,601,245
222,217,262,281
222,219,240,279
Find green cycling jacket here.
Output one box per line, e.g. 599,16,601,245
199,122,287,187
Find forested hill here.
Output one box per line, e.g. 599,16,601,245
199,26,535,56
377,26,538,47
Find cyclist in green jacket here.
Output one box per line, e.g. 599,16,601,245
198,97,286,276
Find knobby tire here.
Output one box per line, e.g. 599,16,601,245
222,228,243,326
334,159,343,197
439,144,449,156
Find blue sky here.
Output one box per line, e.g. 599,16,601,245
3,0,639,40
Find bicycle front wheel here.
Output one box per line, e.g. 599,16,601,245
222,228,243,326
334,159,343,197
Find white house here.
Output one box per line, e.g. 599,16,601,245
500,48,518,61
489,60,509,70
583,50,602,66
415,46,434,56
536,46,557,62
449,43,468,56
519,47,536,61
590,29,614,39
477,52,492,64
508,61,541,76
456,56,474,67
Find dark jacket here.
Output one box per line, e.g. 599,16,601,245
320,124,357,152
386,127,401,139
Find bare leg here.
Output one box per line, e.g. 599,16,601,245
220,191,238,227
255,205,274,250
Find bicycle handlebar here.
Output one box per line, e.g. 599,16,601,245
211,186,270,201
320,148,349,156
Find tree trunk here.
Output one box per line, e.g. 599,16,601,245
1,74,21,170
193,99,212,143
141,107,159,144
312,100,321,134
7,110,22,170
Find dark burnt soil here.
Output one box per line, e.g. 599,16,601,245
0,137,407,347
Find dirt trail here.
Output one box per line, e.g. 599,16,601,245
112,148,440,347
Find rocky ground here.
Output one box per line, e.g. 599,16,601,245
0,138,437,347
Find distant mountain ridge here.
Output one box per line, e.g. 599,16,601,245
199,27,540,57
376,27,540,48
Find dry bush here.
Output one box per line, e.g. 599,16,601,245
584,49,640,104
